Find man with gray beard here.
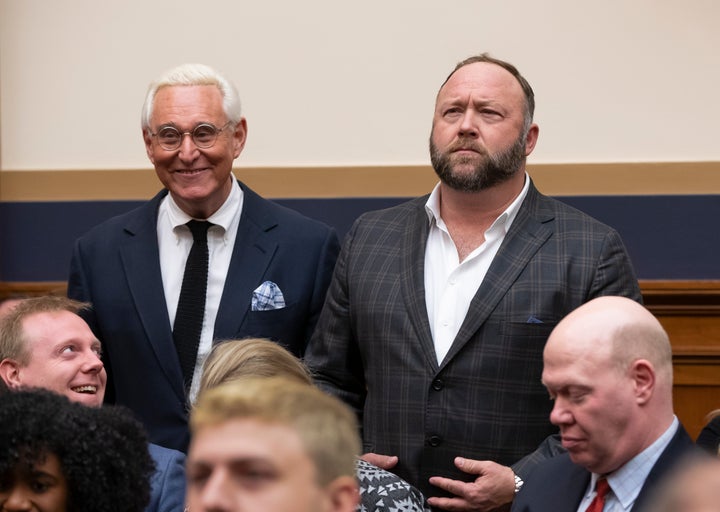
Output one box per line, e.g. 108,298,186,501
305,54,641,511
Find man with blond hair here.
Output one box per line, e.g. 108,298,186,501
0,295,187,512
188,377,360,512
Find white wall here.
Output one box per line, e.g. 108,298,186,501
1,0,718,170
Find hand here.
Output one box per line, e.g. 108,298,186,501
360,452,399,470
427,458,515,511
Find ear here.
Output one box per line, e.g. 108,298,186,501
232,118,248,158
143,129,156,165
324,475,360,512
0,358,23,389
524,123,540,156
630,359,656,405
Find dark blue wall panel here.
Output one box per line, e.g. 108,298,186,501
1,195,718,281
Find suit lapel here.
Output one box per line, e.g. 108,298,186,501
214,184,278,338
119,191,185,398
399,198,439,371
441,182,555,367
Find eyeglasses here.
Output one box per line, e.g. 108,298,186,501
150,122,233,151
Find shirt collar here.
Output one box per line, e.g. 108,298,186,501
425,172,530,234
590,416,680,509
167,177,243,235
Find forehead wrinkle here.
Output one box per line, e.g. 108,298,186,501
436,62,527,115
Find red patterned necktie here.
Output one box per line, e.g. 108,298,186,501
586,478,610,512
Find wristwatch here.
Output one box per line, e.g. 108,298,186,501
514,473,524,494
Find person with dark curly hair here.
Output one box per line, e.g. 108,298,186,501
0,388,155,512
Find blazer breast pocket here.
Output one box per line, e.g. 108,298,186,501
493,321,559,384
242,303,305,355
500,321,557,339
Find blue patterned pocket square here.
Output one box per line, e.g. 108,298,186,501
251,281,286,311
526,315,544,324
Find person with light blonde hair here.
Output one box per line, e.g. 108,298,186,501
188,377,360,512
196,338,430,511
197,337,312,395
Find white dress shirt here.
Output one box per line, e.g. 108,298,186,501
424,174,530,364
157,178,244,403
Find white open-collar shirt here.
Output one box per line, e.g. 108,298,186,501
424,173,530,364
157,178,244,403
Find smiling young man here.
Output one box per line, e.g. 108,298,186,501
0,296,105,406
0,295,187,512
67,64,340,453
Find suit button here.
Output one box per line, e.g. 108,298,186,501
432,378,444,391
428,435,442,447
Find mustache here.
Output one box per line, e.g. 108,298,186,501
446,139,488,155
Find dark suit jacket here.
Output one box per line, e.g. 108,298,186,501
68,181,339,451
305,180,641,498
147,443,186,512
696,415,720,454
511,425,697,512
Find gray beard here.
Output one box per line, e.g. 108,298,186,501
429,134,527,192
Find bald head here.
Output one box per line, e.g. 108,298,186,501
545,296,672,386
542,296,675,474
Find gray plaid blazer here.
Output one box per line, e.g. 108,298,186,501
305,180,641,499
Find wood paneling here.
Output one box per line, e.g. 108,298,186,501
2,162,720,201
2,279,719,438
642,280,720,439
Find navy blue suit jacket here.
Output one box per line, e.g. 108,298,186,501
68,181,339,451
511,424,697,512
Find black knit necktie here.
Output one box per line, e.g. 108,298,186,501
173,220,211,390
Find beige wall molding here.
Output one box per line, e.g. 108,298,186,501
2,162,720,201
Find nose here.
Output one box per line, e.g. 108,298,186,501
458,109,479,138
83,350,104,374
178,131,200,162
2,487,33,511
198,469,233,511
549,398,573,427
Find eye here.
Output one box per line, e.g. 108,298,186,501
236,468,276,490
186,467,210,488
480,108,502,118
157,127,181,145
60,345,76,354
193,124,218,144
29,479,52,493
569,392,587,404
443,107,462,118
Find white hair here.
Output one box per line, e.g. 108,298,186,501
141,63,242,130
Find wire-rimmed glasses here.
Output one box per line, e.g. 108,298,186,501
150,121,233,151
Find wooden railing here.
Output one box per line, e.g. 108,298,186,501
2,279,719,438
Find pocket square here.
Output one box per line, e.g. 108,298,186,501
252,281,286,311
526,315,544,324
